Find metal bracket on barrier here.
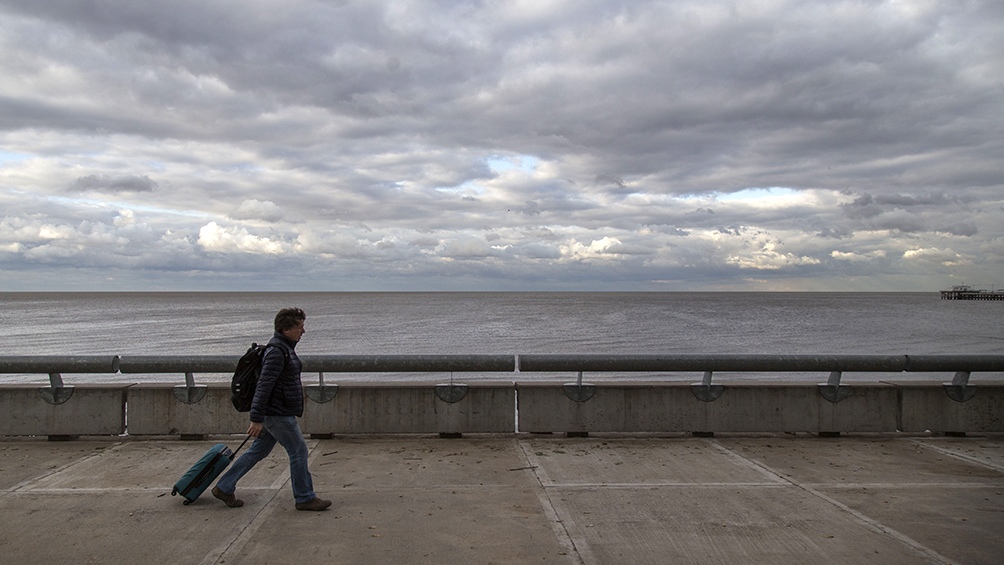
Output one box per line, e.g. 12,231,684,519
563,371,596,402
943,371,976,402
435,382,468,403
691,371,724,402
39,372,74,405
305,372,338,404
173,372,207,404
818,371,852,403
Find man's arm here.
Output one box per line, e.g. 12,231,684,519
247,421,263,437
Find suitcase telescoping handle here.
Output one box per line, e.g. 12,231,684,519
231,435,252,460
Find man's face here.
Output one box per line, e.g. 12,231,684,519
283,320,305,342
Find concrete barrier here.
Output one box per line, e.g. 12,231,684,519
126,383,248,436
896,381,1004,433
1,380,1003,438
301,382,515,435
517,381,900,434
725,382,899,433
122,383,516,437
0,384,127,437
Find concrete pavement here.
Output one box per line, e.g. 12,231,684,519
1,433,1002,564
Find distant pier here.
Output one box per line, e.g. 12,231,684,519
941,285,1004,300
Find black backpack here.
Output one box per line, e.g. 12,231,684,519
230,343,286,412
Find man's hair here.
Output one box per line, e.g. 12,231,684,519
274,307,306,332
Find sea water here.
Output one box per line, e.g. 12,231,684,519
1,292,1001,384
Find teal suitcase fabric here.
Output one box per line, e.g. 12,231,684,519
172,443,234,505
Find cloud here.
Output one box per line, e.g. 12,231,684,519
74,174,158,193
831,250,887,263
440,237,497,260
560,236,650,261
0,0,1001,290
902,247,970,267
113,209,136,227
231,199,284,222
727,252,821,271
197,222,287,255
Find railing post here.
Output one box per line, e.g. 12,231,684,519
818,370,852,402
435,383,468,403
563,371,595,402
691,370,724,402
39,372,74,405
436,372,468,403
943,371,976,402
173,371,207,404
305,371,338,403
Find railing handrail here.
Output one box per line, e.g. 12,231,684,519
116,354,516,374
1,354,1003,375
519,354,1004,372
0,356,121,374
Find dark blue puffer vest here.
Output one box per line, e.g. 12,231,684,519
249,331,304,422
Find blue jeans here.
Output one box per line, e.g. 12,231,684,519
216,416,316,503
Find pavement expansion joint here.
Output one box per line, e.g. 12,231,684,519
909,438,1004,473
198,439,316,564
200,488,285,565
708,438,961,565
7,441,127,493
516,439,587,565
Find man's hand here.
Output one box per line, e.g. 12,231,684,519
248,421,263,437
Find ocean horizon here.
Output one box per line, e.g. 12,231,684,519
2,291,1000,384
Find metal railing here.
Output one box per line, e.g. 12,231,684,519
2,353,1002,405
5,353,1002,375
3,354,1003,437
517,354,1004,402
517,353,1004,372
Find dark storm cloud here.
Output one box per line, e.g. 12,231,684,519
74,174,158,193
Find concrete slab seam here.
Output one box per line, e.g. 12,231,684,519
8,441,126,493
518,441,555,488
16,487,175,494
517,440,587,565
708,440,960,565
544,482,788,489
812,482,1004,490
909,439,1004,473
200,439,320,564
702,439,790,484
200,489,285,565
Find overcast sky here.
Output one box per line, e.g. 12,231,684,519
1,0,1001,292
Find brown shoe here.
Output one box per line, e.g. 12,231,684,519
212,486,244,508
295,498,332,511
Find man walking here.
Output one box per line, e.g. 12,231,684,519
213,307,331,511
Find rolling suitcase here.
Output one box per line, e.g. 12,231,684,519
171,436,251,505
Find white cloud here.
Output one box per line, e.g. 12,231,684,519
561,237,627,261
231,199,284,222
37,224,75,240
831,250,887,262
197,222,287,255
712,227,823,270
903,247,970,267
727,250,822,271
114,209,136,227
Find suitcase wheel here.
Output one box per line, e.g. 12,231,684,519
183,499,192,505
